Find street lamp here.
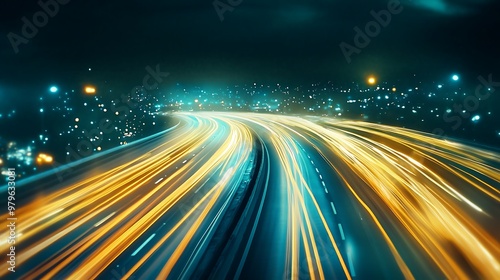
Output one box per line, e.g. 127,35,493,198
367,76,376,85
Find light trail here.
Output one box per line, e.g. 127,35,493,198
1,112,498,279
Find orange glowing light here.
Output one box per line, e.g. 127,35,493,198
37,153,54,165
367,76,376,85
84,86,96,94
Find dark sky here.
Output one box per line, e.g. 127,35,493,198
1,0,500,95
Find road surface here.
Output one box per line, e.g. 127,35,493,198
1,112,499,279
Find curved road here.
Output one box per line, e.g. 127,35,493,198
1,112,499,279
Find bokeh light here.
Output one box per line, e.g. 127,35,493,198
84,86,96,94
36,153,53,165
368,76,376,85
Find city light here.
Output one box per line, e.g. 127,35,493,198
368,76,376,85
452,74,459,81
36,153,53,165
49,86,58,93
84,86,96,94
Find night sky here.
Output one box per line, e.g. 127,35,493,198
1,0,500,101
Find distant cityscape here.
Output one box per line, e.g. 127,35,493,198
1,74,499,181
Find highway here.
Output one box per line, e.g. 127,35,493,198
1,112,499,279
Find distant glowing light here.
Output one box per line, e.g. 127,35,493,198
438,84,443,89
97,147,102,151
49,86,58,93
36,153,53,165
392,87,397,92
85,86,96,94
471,115,480,122
40,108,44,113
452,74,459,81
75,118,80,122
367,76,376,85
